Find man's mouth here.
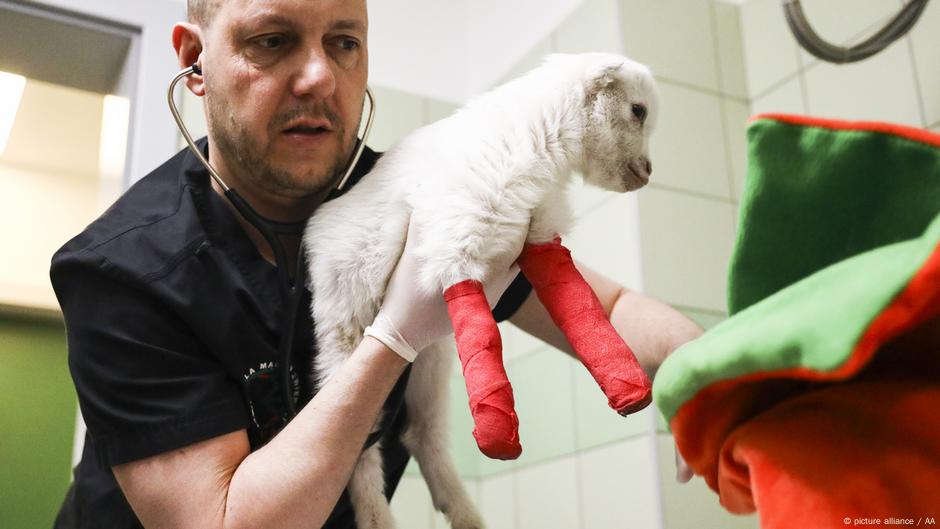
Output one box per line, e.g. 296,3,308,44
282,120,333,138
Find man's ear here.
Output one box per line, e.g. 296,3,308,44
172,22,205,96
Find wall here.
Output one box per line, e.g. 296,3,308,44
0,316,75,529
741,0,939,131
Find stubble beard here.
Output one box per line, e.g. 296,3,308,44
206,93,358,199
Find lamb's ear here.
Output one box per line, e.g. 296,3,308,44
585,62,624,102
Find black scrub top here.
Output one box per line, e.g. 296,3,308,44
50,139,532,529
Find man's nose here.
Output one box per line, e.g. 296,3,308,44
292,48,336,99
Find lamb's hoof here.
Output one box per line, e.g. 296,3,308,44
610,379,653,417
472,404,522,460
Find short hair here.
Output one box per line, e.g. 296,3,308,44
187,0,215,26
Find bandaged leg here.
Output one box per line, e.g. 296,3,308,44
444,279,522,460
518,236,652,415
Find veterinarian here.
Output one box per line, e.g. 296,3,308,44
50,1,702,528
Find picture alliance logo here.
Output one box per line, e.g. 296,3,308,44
844,517,937,526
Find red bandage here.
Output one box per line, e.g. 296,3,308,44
444,279,522,460
518,237,652,415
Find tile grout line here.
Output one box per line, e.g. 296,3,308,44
903,33,930,128
568,360,587,529
707,0,741,205
654,74,750,104
645,182,736,204
471,426,657,480
671,303,728,317
794,37,812,115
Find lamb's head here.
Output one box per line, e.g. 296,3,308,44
573,54,658,192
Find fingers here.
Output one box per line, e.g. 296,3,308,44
675,444,693,483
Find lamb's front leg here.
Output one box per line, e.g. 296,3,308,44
443,280,521,460
517,236,652,415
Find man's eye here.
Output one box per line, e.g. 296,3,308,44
336,38,360,51
256,35,286,49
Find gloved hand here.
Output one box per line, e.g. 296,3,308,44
676,443,693,483
364,219,521,362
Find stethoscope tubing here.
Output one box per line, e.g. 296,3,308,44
167,63,377,419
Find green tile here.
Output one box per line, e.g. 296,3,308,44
571,359,654,450
504,350,577,467
425,98,459,125
366,85,425,151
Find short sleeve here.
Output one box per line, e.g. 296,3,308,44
491,271,532,322
51,249,250,467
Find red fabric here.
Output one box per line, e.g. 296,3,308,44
517,237,652,415
719,380,940,527
444,279,522,460
749,113,940,149
671,243,940,526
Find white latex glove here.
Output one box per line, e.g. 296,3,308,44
364,220,522,362
676,443,693,483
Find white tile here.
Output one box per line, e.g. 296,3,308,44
722,99,750,201
366,85,426,151
480,473,517,529
390,475,434,529
803,42,923,127
656,434,760,529
516,458,581,529
794,0,906,67
565,192,644,290
910,1,940,126
579,437,661,529
555,0,623,54
748,76,806,117
620,0,720,91
649,82,732,200
739,0,800,97
713,1,748,99
637,188,736,312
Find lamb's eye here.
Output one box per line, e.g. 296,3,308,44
631,103,647,123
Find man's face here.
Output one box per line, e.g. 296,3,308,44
201,0,368,199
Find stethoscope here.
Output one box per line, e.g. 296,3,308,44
168,63,410,446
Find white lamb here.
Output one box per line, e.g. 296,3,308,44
304,52,659,529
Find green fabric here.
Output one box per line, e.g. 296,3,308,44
730,120,940,314
652,117,940,425
655,213,940,423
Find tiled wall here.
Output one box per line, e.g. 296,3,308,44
742,0,940,130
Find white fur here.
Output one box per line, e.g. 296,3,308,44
304,52,658,529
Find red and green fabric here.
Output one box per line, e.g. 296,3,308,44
652,114,940,528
